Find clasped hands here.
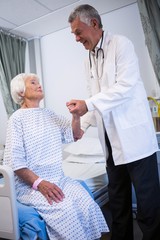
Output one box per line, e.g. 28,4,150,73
66,99,88,116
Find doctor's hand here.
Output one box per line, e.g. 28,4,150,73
37,180,65,205
66,99,88,116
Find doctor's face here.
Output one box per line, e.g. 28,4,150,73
70,17,98,51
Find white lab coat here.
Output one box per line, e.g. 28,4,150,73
82,32,158,165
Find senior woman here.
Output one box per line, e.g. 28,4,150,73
3,73,109,240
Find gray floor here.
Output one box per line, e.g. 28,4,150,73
100,202,143,240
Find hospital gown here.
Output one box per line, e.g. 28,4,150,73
4,108,109,240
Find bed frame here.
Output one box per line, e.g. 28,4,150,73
0,165,19,240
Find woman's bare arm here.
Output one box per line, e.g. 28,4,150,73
15,168,65,204
72,113,84,141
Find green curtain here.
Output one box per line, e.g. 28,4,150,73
137,0,160,86
0,30,26,116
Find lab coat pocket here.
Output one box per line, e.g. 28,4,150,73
116,100,147,129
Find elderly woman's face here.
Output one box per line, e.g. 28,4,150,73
24,76,44,101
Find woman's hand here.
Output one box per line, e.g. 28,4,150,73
15,168,64,205
38,180,65,205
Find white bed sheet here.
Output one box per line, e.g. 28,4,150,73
64,154,105,164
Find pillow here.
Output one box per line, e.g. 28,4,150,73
63,137,104,156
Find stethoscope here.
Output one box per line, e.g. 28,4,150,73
89,30,104,70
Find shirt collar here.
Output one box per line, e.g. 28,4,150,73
91,31,104,55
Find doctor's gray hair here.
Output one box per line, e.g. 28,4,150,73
68,4,103,28
10,73,39,105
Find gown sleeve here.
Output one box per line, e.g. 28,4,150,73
3,114,28,171
52,113,74,144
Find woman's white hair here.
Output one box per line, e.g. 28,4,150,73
10,73,39,105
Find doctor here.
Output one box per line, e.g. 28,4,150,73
67,4,160,240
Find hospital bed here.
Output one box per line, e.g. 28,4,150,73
0,127,109,239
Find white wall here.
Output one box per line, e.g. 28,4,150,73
41,27,88,119
40,2,159,121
